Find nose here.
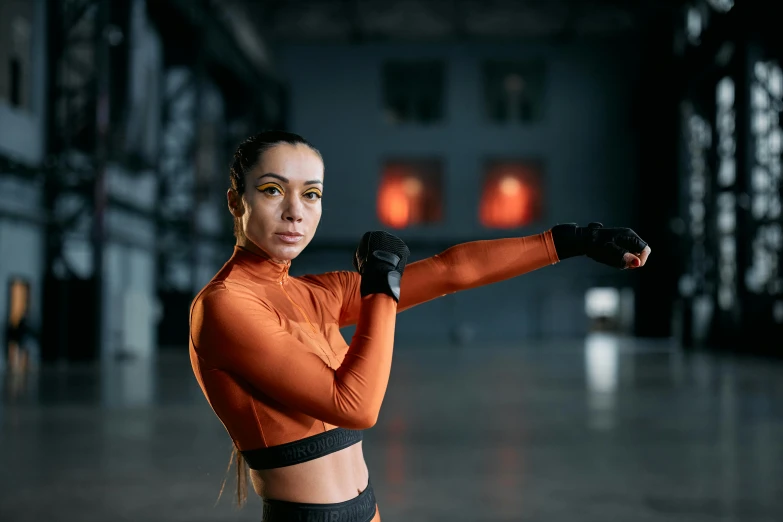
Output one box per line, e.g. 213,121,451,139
282,195,304,223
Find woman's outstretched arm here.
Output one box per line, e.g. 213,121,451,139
398,231,558,310
310,223,649,328
310,231,558,327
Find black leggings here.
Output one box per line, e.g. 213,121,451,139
262,478,378,522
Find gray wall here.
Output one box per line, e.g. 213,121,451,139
0,0,47,370
278,40,643,342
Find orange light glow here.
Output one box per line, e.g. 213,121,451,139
377,162,442,228
383,180,410,228
480,165,540,229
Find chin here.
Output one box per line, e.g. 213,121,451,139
266,241,309,262
273,248,303,262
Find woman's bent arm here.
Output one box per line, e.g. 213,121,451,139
190,283,397,429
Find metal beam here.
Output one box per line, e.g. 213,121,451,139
148,0,279,89
40,0,120,362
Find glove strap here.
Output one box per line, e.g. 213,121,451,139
550,222,603,260
360,266,402,302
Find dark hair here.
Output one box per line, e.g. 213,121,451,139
229,130,322,239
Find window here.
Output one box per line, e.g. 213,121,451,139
715,76,737,311
686,6,703,45
746,60,783,307
706,0,734,13
483,60,545,123
377,159,443,229
383,60,444,124
479,161,542,229
0,4,33,109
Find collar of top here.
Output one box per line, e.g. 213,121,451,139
232,245,291,284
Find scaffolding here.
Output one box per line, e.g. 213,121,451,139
2,0,287,362
677,0,783,351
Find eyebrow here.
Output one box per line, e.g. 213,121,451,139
257,173,323,186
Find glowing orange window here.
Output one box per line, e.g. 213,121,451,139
479,161,541,229
377,160,443,229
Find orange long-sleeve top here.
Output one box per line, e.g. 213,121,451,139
189,231,559,452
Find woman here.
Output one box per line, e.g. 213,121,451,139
189,131,651,521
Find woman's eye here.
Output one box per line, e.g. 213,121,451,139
257,184,283,196
304,191,322,200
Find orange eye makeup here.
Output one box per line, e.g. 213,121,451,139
255,182,322,201
257,182,284,195
303,188,322,199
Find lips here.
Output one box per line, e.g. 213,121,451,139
276,232,304,244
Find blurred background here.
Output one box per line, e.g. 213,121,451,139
0,0,781,521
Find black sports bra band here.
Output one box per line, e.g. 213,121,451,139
241,428,364,470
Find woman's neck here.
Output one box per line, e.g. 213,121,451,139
236,236,288,265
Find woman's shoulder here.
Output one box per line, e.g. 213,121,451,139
191,280,273,315
294,270,359,295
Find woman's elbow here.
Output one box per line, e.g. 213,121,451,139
341,409,378,430
360,411,379,429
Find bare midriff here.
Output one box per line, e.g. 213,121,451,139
249,443,368,503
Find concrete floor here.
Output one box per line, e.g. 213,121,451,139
1,334,782,522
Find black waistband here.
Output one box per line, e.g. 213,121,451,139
242,428,363,470
262,479,376,522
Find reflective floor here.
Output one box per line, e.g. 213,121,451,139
2,334,782,522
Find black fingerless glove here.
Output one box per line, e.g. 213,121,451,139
353,231,411,302
550,222,647,269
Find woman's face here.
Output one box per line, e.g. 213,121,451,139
231,143,324,262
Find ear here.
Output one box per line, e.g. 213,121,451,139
227,188,245,218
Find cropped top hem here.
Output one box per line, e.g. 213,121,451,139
241,427,364,470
